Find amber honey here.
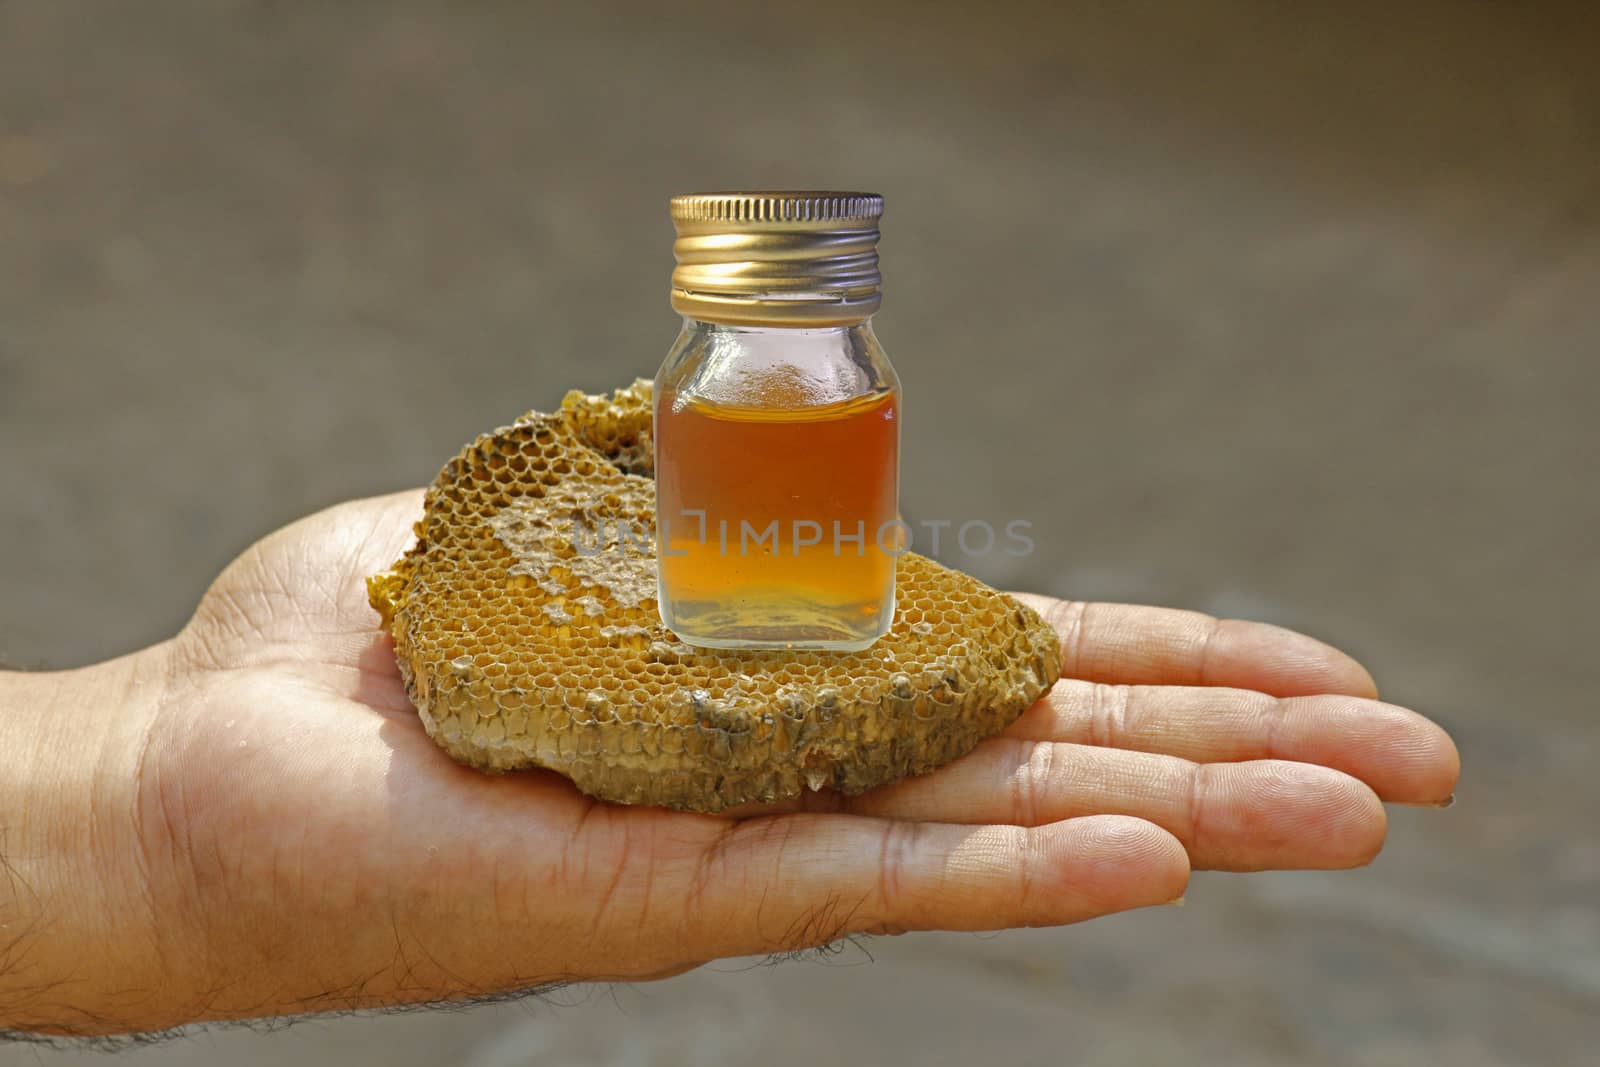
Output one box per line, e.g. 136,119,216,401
656,388,899,649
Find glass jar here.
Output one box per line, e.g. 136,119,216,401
654,192,901,651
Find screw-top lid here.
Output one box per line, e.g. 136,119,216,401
669,191,883,327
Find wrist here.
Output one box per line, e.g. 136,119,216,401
0,644,180,1035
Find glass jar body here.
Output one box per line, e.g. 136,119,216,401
653,318,901,650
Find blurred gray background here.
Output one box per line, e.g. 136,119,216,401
2,1,1595,1064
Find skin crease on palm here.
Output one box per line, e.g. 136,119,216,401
0,490,1460,1037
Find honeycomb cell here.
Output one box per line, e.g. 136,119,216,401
368,379,1061,812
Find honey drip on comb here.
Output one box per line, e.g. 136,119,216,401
368,379,1060,812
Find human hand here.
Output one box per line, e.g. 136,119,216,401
0,491,1457,1035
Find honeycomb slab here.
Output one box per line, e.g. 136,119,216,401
368,380,1061,812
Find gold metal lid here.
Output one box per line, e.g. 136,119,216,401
669,191,883,326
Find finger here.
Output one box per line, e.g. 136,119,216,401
1003,680,1459,805
1012,594,1379,699
674,813,1189,956
316,488,430,578
194,489,428,654
760,741,1386,872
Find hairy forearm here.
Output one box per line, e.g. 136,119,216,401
6,643,570,1036
4,643,557,1036
0,648,177,1036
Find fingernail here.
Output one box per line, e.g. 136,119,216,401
1165,895,1186,907
1395,793,1455,809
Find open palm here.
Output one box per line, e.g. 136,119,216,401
139,489,1458,1022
